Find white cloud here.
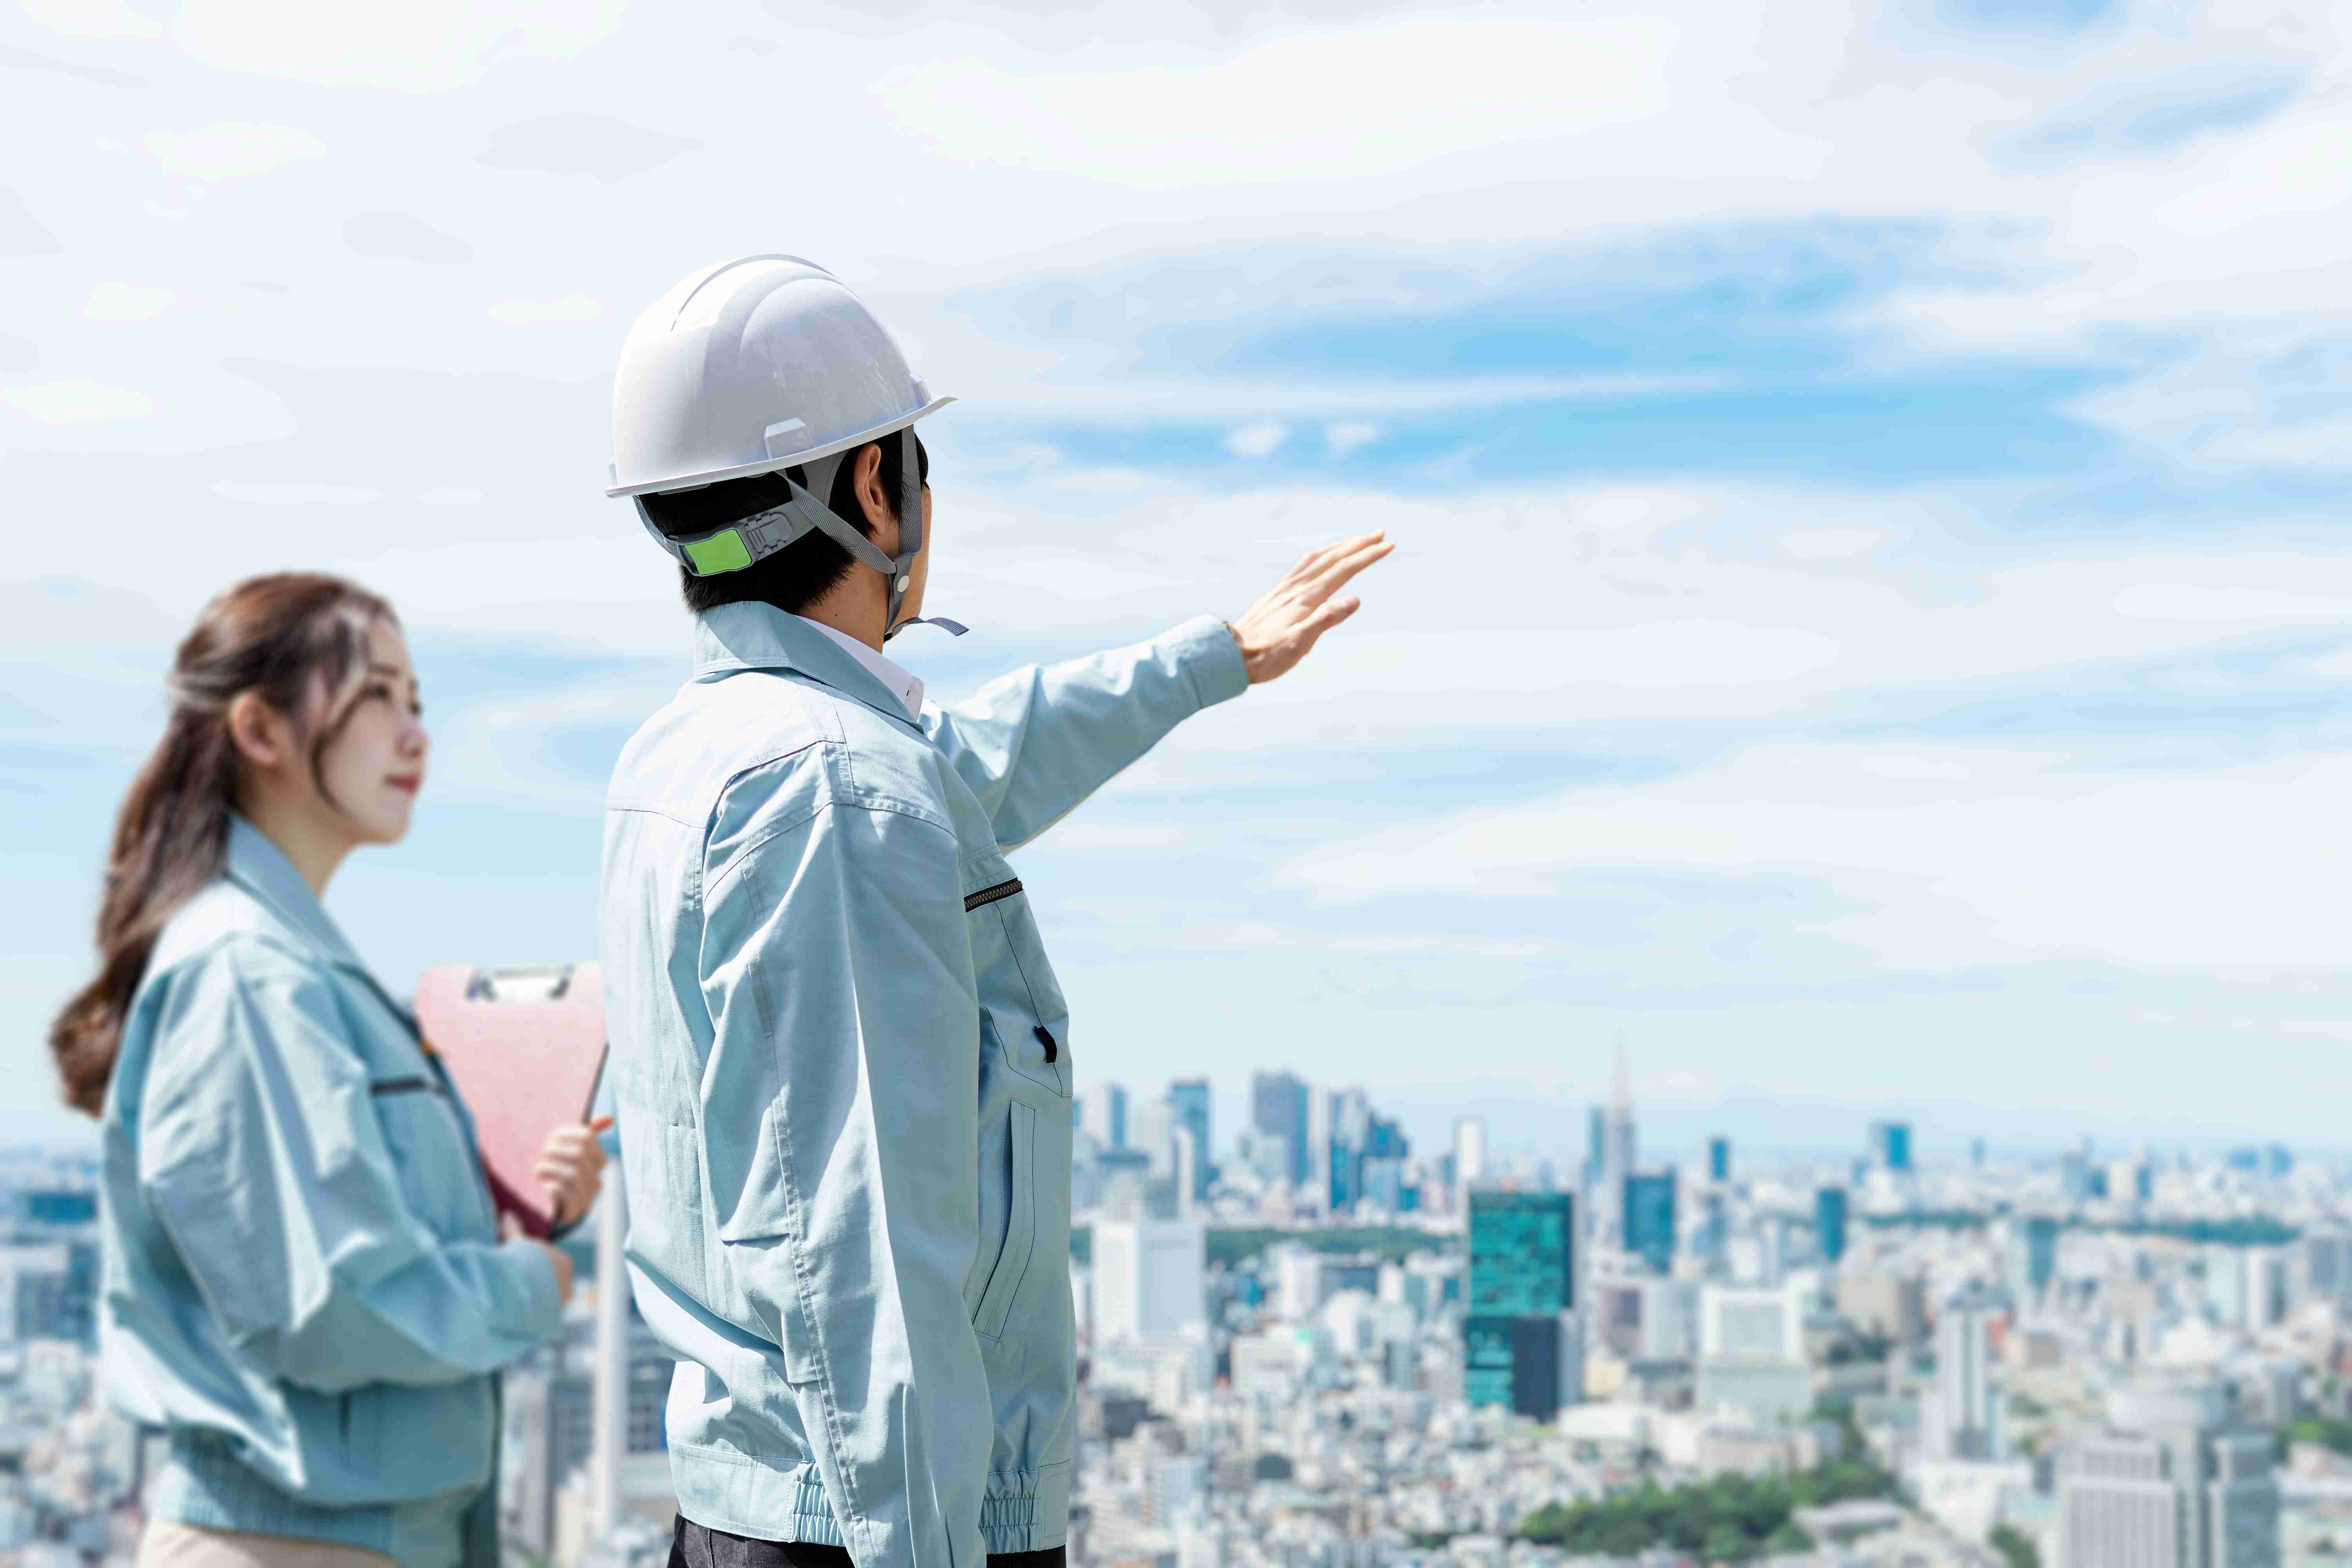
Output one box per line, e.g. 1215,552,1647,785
212,481,383,506
1325,420,1378,457
2,380,154,423
83,282,177,321
172,0,630,91
1273,741,2352,969
20,0,160,37
1224,419,1287,458
876,16,1681,187
143,122,325,182
422,487,484,506
486,292,602,324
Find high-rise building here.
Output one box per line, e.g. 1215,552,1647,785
1083,1082,1129,1152
1696,1280,1813,1430
1131,1094,1176,1181
1815,1187,1849,1265
1093,1220,1207,1343
1169,1078,1212,1202
1584,1105,1606,1185
1622,1171,1677,1274
1930,1292,2002,1460
1869,1120,1913,1173
1468,1190,1576,1316
1605,1038,1638,1198
2015,1216,2060,1301
1464,1312,1581,1417
1708,1136,1731,1184
1453,1116,1488,1195
1250,1072,1312,1189
2058,1378,2278,1568
1463,1191,1579,1418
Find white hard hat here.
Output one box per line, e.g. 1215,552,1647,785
607,254,950,499
608,255,960,637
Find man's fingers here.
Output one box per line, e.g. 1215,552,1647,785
1288,530,1385,587
1297,539,1395,609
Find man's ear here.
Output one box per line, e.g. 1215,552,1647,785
226,691,290,772
852,442,898,557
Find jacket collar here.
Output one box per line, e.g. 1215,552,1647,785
221,813,374,976
691,600,924,730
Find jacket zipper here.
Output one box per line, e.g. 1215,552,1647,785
964,878,1023,912
369,1077,446,1097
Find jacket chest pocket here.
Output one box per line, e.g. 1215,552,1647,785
370,1077,479,1237
964,870,1072,1098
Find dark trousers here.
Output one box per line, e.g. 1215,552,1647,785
669,1515,1066,1568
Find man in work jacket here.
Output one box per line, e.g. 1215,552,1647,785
598,257,1392,1568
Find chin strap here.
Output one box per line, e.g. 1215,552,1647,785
639,433,967,641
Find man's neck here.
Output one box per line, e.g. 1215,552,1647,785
793,575,889,652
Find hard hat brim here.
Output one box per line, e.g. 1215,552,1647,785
606,395,955,499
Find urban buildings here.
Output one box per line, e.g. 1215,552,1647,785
2058,1377,2279,1568
1869,1120,1913,1173
1622,1171,1677,1274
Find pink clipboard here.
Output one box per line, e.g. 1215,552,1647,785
413,962,608,1239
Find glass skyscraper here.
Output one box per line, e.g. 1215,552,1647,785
1622,1172,1677,1273
1465,1190,1579,1417
1816,1185,1849,1264
1468,1189,1577,1316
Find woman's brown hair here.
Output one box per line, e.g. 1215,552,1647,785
48,573,397,1114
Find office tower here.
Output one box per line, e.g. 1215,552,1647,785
1454,1116,1488,1192
1622,1171,1677,1274
1696,1280,1813,1430
2015,1216,2059,1301
2306,1232,2351,1303
1605,1037,1638,1195
1815,1187,1849,1265
1971,1137,1986,1168
1326,1088,1370,1214
1931,1292,2002,1460
1083,1081,1129,1151
2058,1377,2278,1568
1172,1125,1200,1218
1468,1190,1576,1316
1093,1220,1207,1343
1131,1094,1177,1181
1868,1120,1913,1173
1585,1105,1606,1185
1169,1078,1212,1202
1463,1190,1579,1418
1304,1088,1332,1216
1708,1136,1731,1184
1251,1071,1312,1189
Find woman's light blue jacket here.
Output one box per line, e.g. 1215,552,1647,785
98,817,564,1567
600,606,1247,1567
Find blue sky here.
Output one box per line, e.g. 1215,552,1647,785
7,0,2352,1162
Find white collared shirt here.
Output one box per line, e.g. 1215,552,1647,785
791,614,925,719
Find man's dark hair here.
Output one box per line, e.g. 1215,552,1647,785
640,429,928,617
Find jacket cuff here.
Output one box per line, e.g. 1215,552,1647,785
500,1238,566,1342
1165,615,1249,711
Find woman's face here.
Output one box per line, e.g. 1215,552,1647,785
315,620,428,846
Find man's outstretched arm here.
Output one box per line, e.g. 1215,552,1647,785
923,530,1393,850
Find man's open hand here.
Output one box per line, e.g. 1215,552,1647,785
1228,530,1394,684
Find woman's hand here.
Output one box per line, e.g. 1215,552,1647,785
1227,530,1395,684
537,1113,614,1232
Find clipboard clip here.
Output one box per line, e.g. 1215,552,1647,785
465,963,577,1002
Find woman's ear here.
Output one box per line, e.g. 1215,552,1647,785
225,690,291,773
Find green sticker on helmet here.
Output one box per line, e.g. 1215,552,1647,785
681,528,752,575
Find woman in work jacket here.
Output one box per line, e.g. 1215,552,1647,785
51,573,609,1568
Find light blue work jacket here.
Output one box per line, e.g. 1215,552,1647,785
98,817,564,1567
601,605,1246,1564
